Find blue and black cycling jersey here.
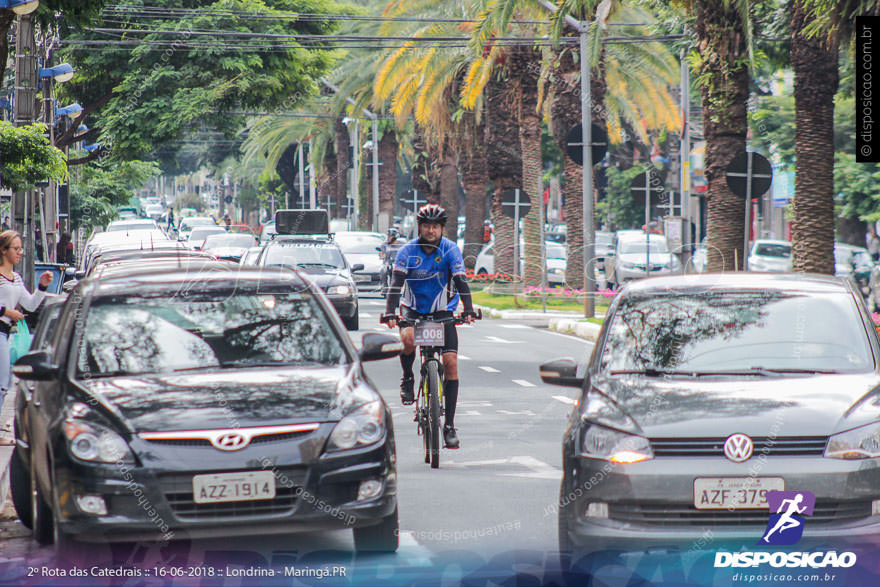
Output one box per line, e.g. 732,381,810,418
384,237,473,316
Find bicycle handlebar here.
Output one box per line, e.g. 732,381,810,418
382,308,482,326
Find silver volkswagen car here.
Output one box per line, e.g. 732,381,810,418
542,273,880,562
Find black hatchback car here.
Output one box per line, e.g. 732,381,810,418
542,273,880,566
11,267,402,552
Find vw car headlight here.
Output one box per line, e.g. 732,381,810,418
825,422,880,459
327,285,353,296
581,424,653,463
64,420,135,463
327,401,385,451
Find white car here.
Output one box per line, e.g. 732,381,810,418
747,239,792,272
178,217,217,241
475,240,568,286
334,231,385,290
187,226,228,250
606,232,681,286
105,219,160,232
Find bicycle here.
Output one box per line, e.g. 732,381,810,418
406,309,481,469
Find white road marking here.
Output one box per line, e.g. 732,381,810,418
484,336,523,344
443,455,562,480
512,379,535,388
458,354,471,361
500,324,530,329
479,366,501,373
396,531,433,566
458,400,492,407
456,410,482,417
552,395,577,405
497,409,536,416
361,312,372,318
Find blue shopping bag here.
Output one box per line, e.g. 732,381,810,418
9,320,32,364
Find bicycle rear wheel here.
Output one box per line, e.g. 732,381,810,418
426,360,441,469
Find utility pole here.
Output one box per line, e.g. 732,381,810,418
13,14,37,290
42,48,57,263
680,35,692,268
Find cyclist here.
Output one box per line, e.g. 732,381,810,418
381,204,477,449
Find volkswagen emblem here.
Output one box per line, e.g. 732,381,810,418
724,433,754,462
212,432,249,451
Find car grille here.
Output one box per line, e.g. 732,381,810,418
633,264,666,272
160,468,306,521
650,437,827,457
609,501,872,527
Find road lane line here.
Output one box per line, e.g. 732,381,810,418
458,354,471,360
484,336,523,344
512,379,535,387
361,312,372,317
479,366,501,373
552,395,577,405
500,324,530,329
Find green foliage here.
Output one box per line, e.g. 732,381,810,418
69,159,160,232
0,123,67,192
174,192,206,213
59,0,352,161
597,164,647,230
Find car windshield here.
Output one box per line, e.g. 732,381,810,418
263,244,346,269
620,239,669,254
203,234,257,249
106,223,156,232
337,238,382,254
754,243,791,258
77,291,346,377
546,242,567,259
599,290,874,374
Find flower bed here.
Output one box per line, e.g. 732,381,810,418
466,268,520,283
873,313,880,336
522,286,617,299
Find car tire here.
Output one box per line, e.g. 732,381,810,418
558,487,573,575
353,507,399,553
343,312,359,331
10,446,32,529
30,455,54,546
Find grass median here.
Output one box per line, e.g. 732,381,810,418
472,290,609,322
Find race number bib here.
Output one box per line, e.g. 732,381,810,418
414,322,445,346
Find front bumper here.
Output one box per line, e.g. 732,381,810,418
325,294,358,319
562,455,880,551
616,266,676,281
353,272,382,290
52,427,396,543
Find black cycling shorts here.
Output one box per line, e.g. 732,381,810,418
399,307,458,355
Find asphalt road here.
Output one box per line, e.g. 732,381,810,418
0,290,593,586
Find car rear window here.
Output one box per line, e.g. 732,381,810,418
76,291,346,377
755,243,791,258
599,290,874,374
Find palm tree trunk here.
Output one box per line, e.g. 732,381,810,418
439,138,460,241
411,125,441,206
378,131,398,231
335,118,350,220
694,1,751,272
486,73,522,275
790,0,838,274
512,46,544,288
319,153,337,214
460,111,489,269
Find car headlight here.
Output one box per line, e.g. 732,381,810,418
327,285,353,295
64,419,135,463
825,422,880,459
580,424,653,463
327,401,385,451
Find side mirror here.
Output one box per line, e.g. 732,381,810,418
74,270,85,280
539,357,584,388
13,351,59,381
351,264,365,272
359,332,402,362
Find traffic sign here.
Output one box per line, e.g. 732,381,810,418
565,124,608,166
500,189,531,219
630,167,665,201
726,151,772,198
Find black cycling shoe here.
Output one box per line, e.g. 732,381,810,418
443,425,460,449
400,376,415,405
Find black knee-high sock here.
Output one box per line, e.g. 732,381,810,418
444,379,459,427
400,351,415,379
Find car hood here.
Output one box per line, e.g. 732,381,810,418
75,365,374,432
618,252,673,265
206,246,247,258
344,253,383,272
295,267,353,288
749,256,791,269
588,372,880,438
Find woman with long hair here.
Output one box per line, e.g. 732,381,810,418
0,231,52,442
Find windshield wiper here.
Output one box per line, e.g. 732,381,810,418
219,360,313,368
296,263,339,269
609,369,699,377
692,367,839,376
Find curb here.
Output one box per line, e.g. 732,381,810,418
547,318,602,342
473,304,585,323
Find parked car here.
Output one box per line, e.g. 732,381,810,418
177,217,217,242
11,267,402,553
475,240,568,286
605,232,680,287
187,226,228,250
105,219,160,233
747,239,792,272
542,272,880,565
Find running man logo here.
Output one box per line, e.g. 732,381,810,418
760,490,816,546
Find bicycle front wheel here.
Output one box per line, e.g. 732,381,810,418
427,360,441,469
